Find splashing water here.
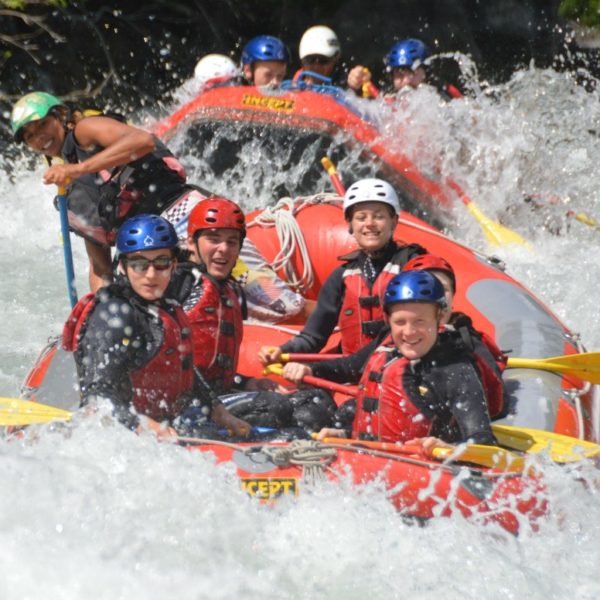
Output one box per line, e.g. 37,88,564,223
2,65,600,599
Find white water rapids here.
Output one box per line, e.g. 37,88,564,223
1,65,600,599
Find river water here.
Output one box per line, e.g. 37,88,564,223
1,65,600,599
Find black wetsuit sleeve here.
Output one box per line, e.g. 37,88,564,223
309,326,389,383
279,267,345,354
310,337,376,383
433,358,497,445
76,298,148,429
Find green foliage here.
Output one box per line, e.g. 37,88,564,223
558,0,600,29
0,0,69,8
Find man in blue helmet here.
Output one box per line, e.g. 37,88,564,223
241,35,290,87
281,270,497,455
62,214,251,440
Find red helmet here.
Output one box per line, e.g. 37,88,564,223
402,254,456,292
188,197,246,239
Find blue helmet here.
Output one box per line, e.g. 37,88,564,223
384,270,446,309
116,214,178,254
385,38,429,69
241,35,290,65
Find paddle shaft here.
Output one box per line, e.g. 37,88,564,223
303,375,358,397
281,353,346,362
322,436,422,455
57,187,78,308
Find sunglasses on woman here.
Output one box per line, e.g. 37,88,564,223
302,55,333,66
124,255,174,273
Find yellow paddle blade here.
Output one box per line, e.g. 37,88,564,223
465,201,533,250
492,425,600,464
507,353,600,384
573,212,600,230
0,397,73,426
432,443,525,472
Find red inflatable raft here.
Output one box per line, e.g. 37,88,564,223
184,435,548,536
154,83,459,222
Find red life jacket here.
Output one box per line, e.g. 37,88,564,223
338,245,422,354
353,329,503,443
352,339,432,443
62,292,194,420
185,274,243,392
339,263,395,354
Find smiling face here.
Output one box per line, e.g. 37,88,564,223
21,115,65,157
122,248,175,302
387,301,439,360
348,201,397,254
188,228,242,279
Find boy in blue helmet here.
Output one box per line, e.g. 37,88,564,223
241,35,289,87
282,271,497,456
62,214,250,440
348,38,462,99
348,38,429,95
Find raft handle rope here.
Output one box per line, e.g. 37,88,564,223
260,439,337,484
247,192,341,293
178,436,338,485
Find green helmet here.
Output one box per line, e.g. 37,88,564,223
11,91,65,143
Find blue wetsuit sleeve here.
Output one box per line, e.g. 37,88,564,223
280,266,345,353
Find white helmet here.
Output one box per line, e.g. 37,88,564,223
194,54,238,84
299,26,341,60
343,178,400,218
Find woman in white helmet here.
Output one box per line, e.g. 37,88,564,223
259,178,428,365
172,54,240,105
193,54,239,87
293,25,341,85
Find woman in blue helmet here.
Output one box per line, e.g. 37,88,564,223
241,35,290,86
62,214,250,439
10,91,207,293
283,271,497,454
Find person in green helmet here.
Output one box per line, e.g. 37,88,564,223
11,91,206,292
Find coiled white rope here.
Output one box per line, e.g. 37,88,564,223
260,439,337,484
247,193,342,293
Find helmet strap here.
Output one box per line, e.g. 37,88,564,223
192,237,208,273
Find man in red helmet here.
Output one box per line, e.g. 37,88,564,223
170,197,337,435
